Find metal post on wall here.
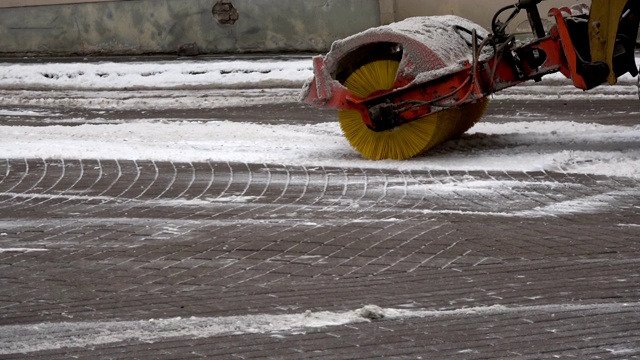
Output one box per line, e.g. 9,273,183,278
0,0,119,8
379,0,396,25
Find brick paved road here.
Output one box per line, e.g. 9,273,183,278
1,98,639,359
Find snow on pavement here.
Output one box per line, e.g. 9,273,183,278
0,56,639,179
1,120,640,178
1,58,639,355
0,56,637,95
2,302,639,355
0,59,313,90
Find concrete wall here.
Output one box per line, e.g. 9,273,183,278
0,0,381,56
392,0,589,31
0,0,620,57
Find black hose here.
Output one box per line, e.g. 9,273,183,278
491,4,518,36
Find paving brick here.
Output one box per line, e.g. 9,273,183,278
2,98,640,358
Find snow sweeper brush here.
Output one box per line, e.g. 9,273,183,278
301,0,640,161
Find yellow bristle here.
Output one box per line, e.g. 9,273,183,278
337,60,489,160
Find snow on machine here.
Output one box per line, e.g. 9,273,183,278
301,0,640,160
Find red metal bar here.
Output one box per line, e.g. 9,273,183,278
548,8,589,89
335,30,571,131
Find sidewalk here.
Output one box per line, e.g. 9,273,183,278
0,157,639,358
0,54,639,358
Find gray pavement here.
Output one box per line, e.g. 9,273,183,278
1,98,640,358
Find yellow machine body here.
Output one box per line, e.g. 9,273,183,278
589,0,637,84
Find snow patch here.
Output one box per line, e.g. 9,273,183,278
2,302,639,355
0,88,300,110
391,180,572,194
2,120,639,178
0,109,54,117
210,195,261,203
0,60,312,90
0,248,48,253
